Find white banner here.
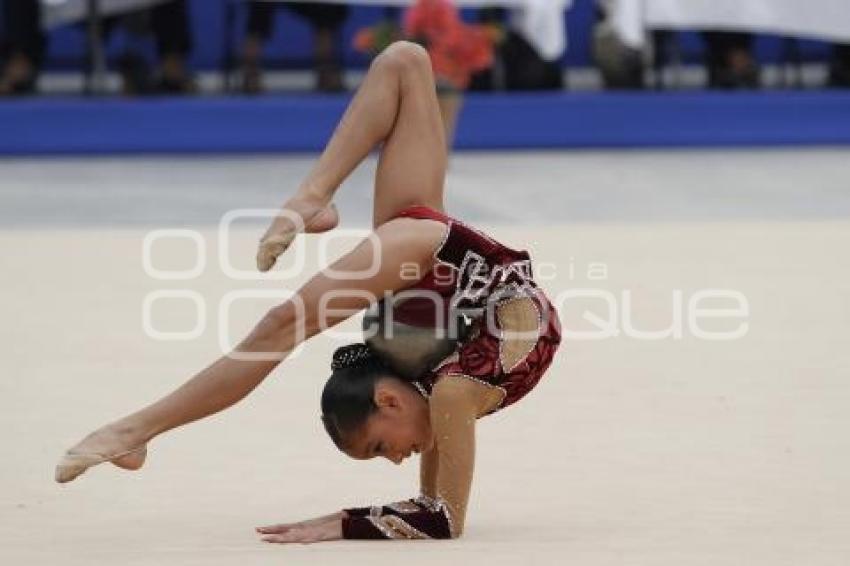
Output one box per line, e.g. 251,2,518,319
609,0,850,48
42,0,171,29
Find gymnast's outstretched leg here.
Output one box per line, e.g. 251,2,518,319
55,42,448,483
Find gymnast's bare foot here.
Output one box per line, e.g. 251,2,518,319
256,191,339,272
55,422,148,484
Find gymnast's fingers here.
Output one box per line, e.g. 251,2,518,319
260,530,305,544
256,523,297,534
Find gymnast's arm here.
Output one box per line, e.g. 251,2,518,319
419,439,440,500
340,375,501,539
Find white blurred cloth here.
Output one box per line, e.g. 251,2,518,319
41,0,171,29
606,0,850,49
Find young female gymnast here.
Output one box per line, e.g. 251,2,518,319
55,41,561,543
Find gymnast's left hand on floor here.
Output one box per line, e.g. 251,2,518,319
256,512,344,544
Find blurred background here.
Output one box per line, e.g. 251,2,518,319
2,3,850,565
1,0,849,153
3,0,850,94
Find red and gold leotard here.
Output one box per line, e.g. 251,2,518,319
342,205,562,540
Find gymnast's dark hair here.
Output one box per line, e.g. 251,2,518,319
321,343,395,451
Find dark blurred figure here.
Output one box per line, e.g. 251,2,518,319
828,43,850,88
241,1,349,93
703,31,759,89
591,4,644,90
0,0,44,95
468,8,562,92
0,0,193,96
113,0,195,94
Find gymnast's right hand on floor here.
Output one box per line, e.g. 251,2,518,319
256,193,339,272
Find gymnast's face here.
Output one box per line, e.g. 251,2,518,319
346,378,433,464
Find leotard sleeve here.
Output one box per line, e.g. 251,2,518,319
341,375,502,539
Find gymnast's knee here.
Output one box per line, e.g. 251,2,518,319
373,41,431,77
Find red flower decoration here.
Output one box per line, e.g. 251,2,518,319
353,28,375,54
403,0,495,89
352,1,497,89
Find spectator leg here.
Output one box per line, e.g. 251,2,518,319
287,2,349,92
151,0,195,93
703,31,758,89
829,43,850,88
241,2,276,93
0,0,44,94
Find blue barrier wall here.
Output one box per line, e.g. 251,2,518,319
2,91,849,155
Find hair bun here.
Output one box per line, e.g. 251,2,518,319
331,343,376,371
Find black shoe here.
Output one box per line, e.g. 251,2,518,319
0,74,36,95
153,74,197,95
828,61,850,88
240,66,263,95
118,53,155,96
316,63,345,92
708,64,760,90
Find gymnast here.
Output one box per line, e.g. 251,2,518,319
55,41,562,543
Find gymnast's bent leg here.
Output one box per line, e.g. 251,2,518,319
257,41,447,270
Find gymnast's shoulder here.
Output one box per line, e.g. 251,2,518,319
430,374,504,418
